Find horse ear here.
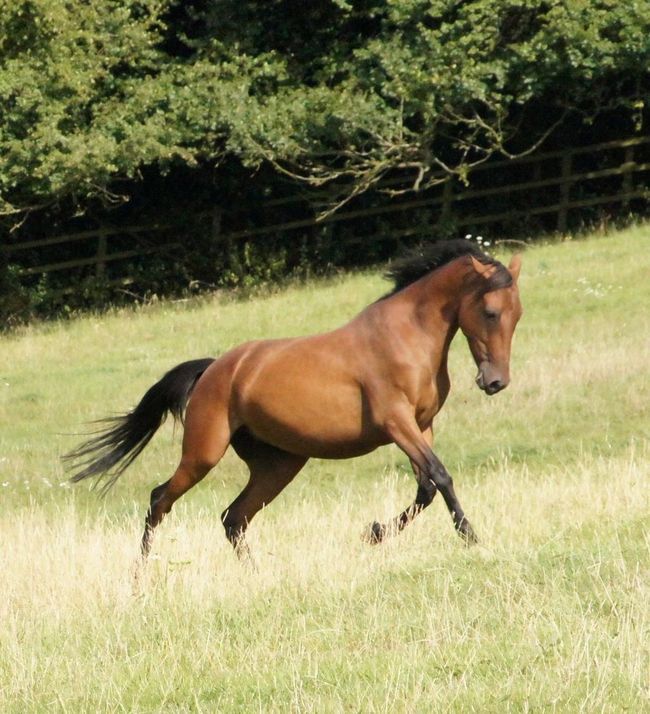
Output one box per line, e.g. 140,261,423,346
508,254,522,283
470,255,494,277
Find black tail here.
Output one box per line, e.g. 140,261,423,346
64,357,215,492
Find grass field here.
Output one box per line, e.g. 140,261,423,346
1,225,649,712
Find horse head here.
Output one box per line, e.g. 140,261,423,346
459,254,523,395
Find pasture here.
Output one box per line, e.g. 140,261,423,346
1,225,648,712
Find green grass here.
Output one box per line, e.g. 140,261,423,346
1,225,649,711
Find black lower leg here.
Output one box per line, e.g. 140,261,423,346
368,481,436,544
221,511,252,559
140,480,171,558
427,459,478,545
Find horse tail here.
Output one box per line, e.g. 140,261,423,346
64,357,215,492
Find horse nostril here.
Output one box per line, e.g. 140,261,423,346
486,380,505,394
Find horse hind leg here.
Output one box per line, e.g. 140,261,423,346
223,428,307,559
140,402,232,559
141,455,220,558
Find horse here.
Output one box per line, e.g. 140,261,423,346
65,239,523,559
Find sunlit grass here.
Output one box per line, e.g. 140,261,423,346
0,224,649,711
0,450,647,711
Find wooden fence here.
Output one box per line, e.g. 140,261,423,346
4,135,650,289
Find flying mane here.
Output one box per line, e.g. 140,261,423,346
384,238,512,297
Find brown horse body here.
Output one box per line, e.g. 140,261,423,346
66,240,522,558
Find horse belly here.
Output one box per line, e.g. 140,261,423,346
236,361,386,459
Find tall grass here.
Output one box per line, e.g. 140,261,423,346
0,225,648,711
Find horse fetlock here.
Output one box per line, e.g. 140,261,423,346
224,524,244,544
221,509,246,544
226,527,251,561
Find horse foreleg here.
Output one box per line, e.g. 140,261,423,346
371,413,478,545
420,450,477,545
367,427,437,542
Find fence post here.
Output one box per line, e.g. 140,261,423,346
439,178,454,226
621,145,635,207
556,152,573,233
96,229,108,278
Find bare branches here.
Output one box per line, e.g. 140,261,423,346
254,100,568,219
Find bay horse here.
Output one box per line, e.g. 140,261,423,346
65,240,522,559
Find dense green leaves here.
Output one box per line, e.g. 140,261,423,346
1,0,648,214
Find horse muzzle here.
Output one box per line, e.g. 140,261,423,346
476,362,509,395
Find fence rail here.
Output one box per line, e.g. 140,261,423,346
4,135,650,287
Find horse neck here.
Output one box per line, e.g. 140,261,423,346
413,265,462,347
379,262,465,368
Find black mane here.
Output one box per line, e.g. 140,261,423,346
384,239,512,296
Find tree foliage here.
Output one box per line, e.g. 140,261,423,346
1,0,648,215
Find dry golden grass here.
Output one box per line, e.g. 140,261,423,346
1,449,647,711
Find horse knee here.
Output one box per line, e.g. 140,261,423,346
428,463,452,491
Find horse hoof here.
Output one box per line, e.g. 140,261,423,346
459,524,479,546
364,521,386,544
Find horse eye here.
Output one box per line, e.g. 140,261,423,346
484,309,500,321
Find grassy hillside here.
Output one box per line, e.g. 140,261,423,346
0,225,648,711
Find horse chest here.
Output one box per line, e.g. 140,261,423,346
415,397,439,428
415,375,450,428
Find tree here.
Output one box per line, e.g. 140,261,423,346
1,0,648,218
